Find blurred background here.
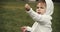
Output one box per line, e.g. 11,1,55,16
0,0,60,32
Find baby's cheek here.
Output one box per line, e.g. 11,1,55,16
41,10,46,13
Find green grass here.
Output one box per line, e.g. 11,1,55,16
0,2,60,32
52,3,60,32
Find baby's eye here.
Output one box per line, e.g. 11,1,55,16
40,7,44,9
37,7,39,9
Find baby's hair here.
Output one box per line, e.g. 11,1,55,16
37,0,46,7
37,0,46,3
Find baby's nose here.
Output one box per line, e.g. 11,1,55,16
38,9,40,11
36,9,40,12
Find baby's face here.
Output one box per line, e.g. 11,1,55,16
36,3,46,15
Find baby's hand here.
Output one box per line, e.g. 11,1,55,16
25,4,31,11
21,26,27,32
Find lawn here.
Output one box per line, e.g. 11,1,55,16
0,2,60,32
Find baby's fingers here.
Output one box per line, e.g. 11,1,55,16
25,4,31,11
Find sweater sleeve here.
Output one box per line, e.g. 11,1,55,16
26,26,32,31
26,8,52,25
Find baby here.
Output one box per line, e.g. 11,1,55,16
21,0,54,32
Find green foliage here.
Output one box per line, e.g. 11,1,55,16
0,2,60,32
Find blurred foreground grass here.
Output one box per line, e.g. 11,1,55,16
0,2,60,32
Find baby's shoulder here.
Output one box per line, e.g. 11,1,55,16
42,15,52,20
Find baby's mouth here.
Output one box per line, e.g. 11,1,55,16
37,12,41,14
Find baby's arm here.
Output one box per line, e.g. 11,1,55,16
25,4,52,25
26,8,52,25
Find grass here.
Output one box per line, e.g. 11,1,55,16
52,3,60,32
0,2,60,32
